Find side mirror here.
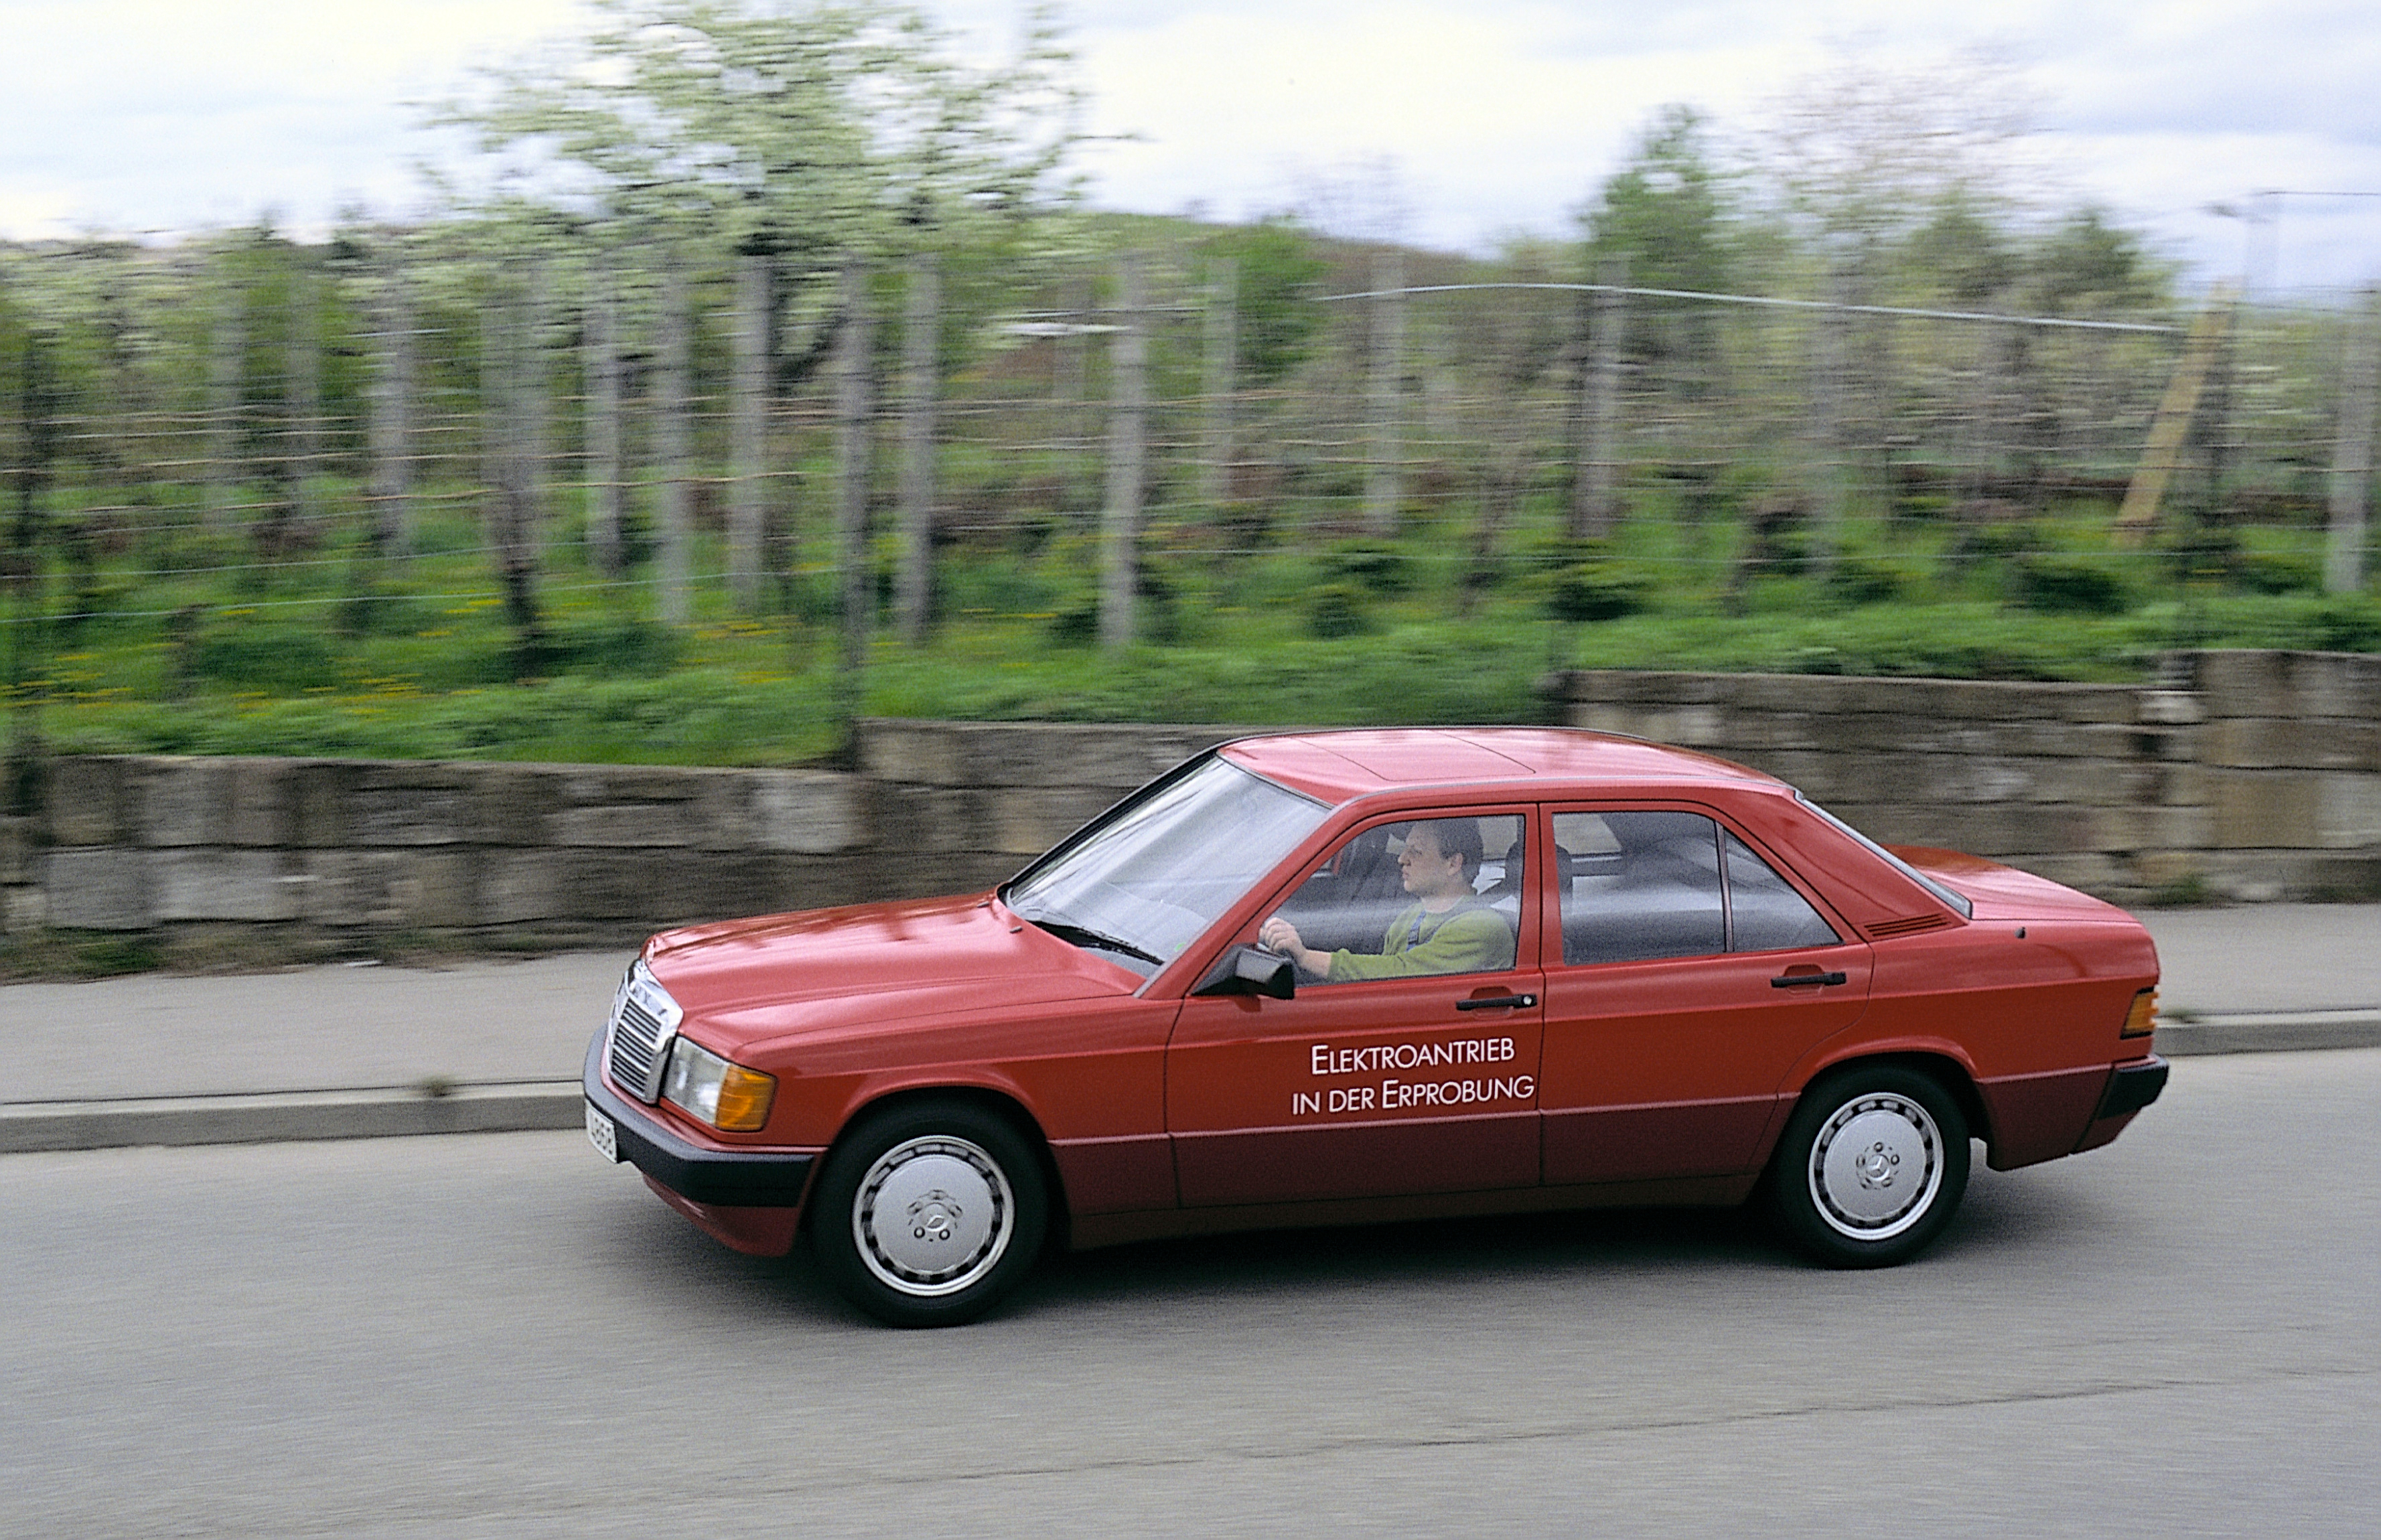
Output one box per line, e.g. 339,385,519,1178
1192,944,1296,1000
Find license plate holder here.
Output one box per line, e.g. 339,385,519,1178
585,1101,619,1162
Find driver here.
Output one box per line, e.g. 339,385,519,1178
1258,819,1514,982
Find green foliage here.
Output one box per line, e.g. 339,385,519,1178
1304,582,1372,639
1828,556,1919,607
2230,550,2323,596
441,0,1085,254
192,625,344,690
1210,501,1274,554
1583,104,1732,293
1904,191,2019,305
2032,206,2171,316
2296,596,2381,651
1581,104,1734,377
2166,526,2242,587
65,934,163,978
1320,538,1414,596
942,556,1062,618
539,619,685,676
1546,556,1653,623
1204,217,1328,388
1048,602,1099,647
2013,554,2133,615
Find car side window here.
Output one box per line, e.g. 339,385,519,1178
1723,831,1841,952
1556,811,1725,965
1269,814,1523,984
1555,811,1841,966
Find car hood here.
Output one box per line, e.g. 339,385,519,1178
640,893,1141,1047
1892,846,2139,923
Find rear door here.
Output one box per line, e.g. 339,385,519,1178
1536,805,1873,1186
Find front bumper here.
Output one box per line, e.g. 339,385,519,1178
582,1033,819,1206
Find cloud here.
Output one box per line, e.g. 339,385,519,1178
0,0,589,232
2,0,2378,286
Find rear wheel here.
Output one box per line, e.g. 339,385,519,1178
1766,1066,1969,1268
810,1099,1048,1326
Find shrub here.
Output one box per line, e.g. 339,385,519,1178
1138,563,1185,645
942,558,1058,620
1304,581,1371,638
2232,551,2322,595
194,625,342,690
1048,602,1100,647
1321,538,1414,596
336,591,429,639
2014,554,2132,615
1546,558,1652,623
2167,526,2240,586
541,619,684,677
1211,501,1273,554
1828,556,1916,607
2302,596,2381,651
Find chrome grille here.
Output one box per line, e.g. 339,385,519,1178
606,964,680,1103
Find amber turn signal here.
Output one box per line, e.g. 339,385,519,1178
2120,988,2158,1038
713,1065,778,1132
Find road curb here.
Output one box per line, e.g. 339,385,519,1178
0,1081,585,1155
2157,1010,2381,1057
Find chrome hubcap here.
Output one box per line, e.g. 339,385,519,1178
1808,1092,1944,1241
853,1136,1013,1297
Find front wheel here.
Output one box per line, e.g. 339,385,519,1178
1765,1066,1970,1269
809,1099,1048,1327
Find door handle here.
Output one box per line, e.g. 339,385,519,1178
1771,971,1848,988
1456,993,1538,1010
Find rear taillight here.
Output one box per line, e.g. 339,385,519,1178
2121,988,2158,1038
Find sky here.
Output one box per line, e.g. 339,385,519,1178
3,0,2378,295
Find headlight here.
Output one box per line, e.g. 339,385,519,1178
662,1036,778,1132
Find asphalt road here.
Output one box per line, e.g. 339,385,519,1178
5,1050,2376,1539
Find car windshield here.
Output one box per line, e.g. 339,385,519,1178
1004,755,1329,977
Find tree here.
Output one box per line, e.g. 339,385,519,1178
443,0,1083,258
440,0,1087,631
1902,190,2021,307
1754,49,2051,253
2029,206,2169,317
1582,105,1733,296
1579,105,1736,389
1203,216,1326,390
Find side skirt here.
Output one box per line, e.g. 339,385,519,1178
1066,1173,1759,1251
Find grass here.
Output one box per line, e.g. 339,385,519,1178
5,480,2375,768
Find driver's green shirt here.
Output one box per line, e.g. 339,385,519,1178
1327,899,1515,981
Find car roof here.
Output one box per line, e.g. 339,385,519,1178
1218,728,1784,806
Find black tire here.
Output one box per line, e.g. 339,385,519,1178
809,1098,1049,1327
1765,1065,1970,1269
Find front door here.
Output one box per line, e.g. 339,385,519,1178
1167,810,1544,1207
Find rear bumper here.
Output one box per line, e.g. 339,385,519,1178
2067,1053,2169,1156
2098,1055,2169,1121
582,1033,820,1207
1982,1053,2171,1169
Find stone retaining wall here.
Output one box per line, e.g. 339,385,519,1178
3,758,865,939
1546,649,2380,903
2,649,2373,939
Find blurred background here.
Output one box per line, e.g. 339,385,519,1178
2,0,2376,771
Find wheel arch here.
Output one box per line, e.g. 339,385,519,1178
802,1083,1070,1250
1763,1050,1989,1175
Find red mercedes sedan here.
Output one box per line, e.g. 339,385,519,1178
584,729,2166,1325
